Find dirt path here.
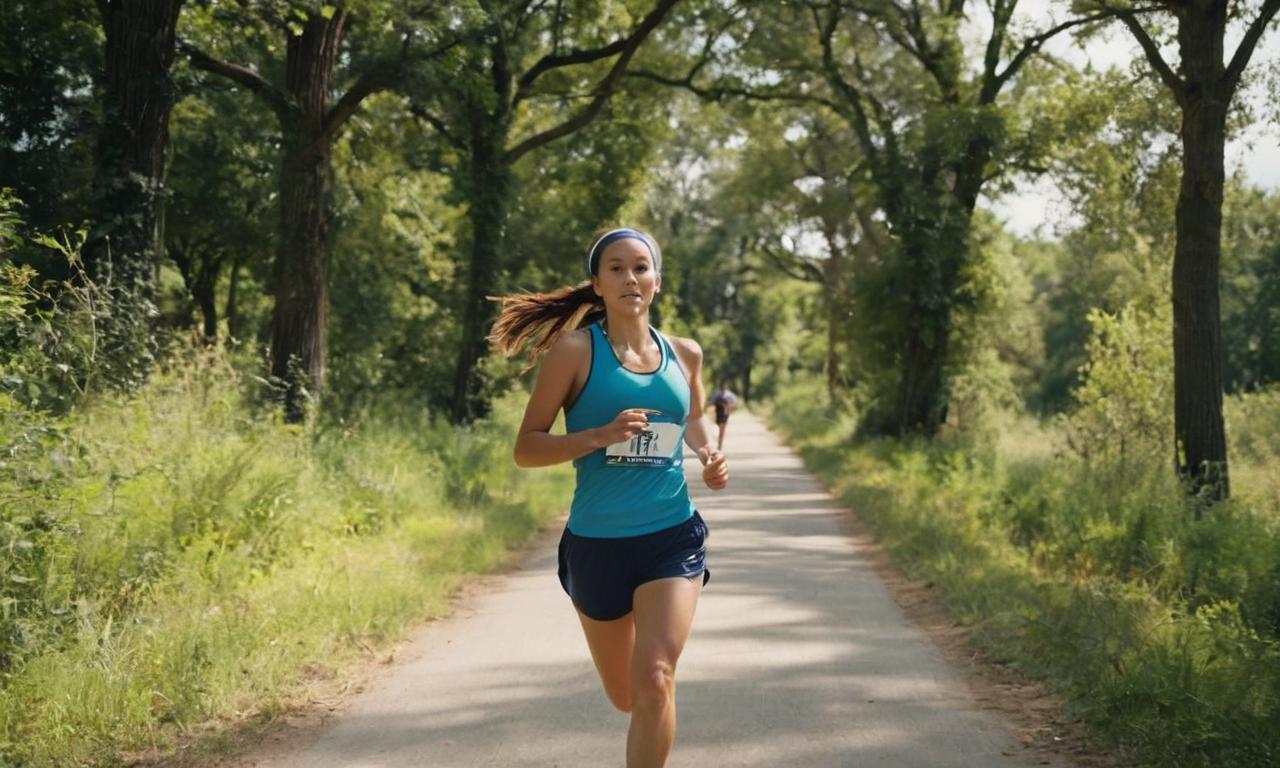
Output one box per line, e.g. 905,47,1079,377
233,413,1083,768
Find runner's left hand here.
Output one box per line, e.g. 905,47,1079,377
697,446,728,491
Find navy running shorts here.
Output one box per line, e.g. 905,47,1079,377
558,510,710,621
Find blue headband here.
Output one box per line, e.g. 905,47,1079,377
588,228,659,275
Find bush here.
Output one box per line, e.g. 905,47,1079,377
1060,301,1172,466
0,234,95,413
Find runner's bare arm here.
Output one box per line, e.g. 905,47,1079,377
514,332,649,468
671,336,729,490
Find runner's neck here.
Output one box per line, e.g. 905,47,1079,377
600,314,655,358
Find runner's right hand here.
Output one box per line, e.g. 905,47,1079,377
592,409,651,448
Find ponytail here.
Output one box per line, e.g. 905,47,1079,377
487,281,605,373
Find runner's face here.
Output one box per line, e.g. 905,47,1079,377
592,239,661,315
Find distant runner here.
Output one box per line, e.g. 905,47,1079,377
708,382,738,451
490,226,729,768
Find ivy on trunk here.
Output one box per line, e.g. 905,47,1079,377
84,0,185,388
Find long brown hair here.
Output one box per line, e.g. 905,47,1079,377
487,280,606,372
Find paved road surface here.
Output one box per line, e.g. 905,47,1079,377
246,413,1073,768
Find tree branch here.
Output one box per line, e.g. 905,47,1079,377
757,239,825,283
1223,0,1280,94
620,8,836,108
848,1,926,64
985,6,1161,103
408,102,466,149
323,62,398,141
503,0,680,163
510,0,557,41
511,29,633,106
181,43,294,121
981,0,1015,92
816,2,882,174
626,69,840,110
845,0,958,98
1116,9,1185,103
323,23,487,146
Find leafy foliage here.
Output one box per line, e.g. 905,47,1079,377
1062,301,1173,465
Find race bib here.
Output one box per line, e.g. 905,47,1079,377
604,416,682,468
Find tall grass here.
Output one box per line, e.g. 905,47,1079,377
0,349,571,767
767,376,1280,768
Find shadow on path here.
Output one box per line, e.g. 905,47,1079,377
246,414,1074,768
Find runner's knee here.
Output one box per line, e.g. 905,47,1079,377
631,654,676,708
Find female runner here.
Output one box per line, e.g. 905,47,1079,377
489,226,729,768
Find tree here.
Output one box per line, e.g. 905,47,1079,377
83,0,186,387
405,0,682,424
637,0,1127,434
1084,0,1280,499
181,1,435,420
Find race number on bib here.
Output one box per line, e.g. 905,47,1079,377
604,418,682,468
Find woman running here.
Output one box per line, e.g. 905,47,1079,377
490,226,729,768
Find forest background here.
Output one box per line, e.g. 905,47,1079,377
2,1,1279,766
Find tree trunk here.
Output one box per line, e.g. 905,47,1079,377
169,240,220,342
822,226,846,402
1173,6,1231,500
194,256,218,343
269,15,344,422
887,140,991,435
450,131,512,424
826,299,841,399
83,0,184,382
887,215,961,435
225,257,241,341
895,317,950,433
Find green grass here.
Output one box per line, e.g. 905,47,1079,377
0,352,572,767
767,376,1280,768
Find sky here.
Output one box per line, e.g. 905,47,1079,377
977,5,1280,239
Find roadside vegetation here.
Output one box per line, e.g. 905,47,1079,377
768,371,1280,768
0,359,571,766
0,237,571,766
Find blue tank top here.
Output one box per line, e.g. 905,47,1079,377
564,321,695,537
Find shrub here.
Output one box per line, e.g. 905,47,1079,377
1061,301,1172,465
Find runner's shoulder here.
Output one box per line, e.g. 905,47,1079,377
665,335,703,370
544,327,591,365
547,326,591,355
